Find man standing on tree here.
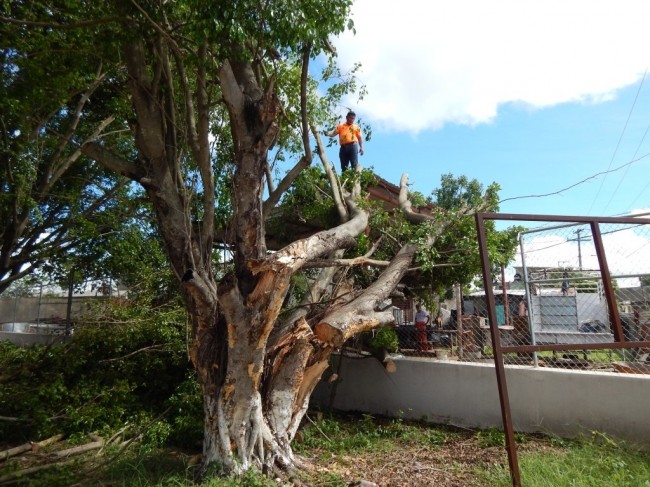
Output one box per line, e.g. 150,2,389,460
325,111,364,172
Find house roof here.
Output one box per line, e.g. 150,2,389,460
265,173,436,250
366,176,435,217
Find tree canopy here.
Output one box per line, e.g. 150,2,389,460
0,4,141,293
2,0,520,480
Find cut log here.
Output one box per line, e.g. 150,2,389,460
0,459,75,483
0,443,31,461
0,434,64,461
50,440,104,458
32,434,66,453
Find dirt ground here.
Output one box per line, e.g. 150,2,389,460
298,426,547,487
308,441,505,486
0,423,557,487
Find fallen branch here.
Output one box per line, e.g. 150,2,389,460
0,459,76,484
32,434,65,451
0,443,31,462
49,439,103,459
98,423,132,455
98,344,166,363
72,407,171,483
0,434,65,461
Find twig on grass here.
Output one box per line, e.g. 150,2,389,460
305,414,333,443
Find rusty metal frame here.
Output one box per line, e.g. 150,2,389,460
475,212,650,487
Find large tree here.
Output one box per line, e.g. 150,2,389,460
4,1,503,479
0,5,135,293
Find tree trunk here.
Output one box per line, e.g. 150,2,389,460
82,38,377,478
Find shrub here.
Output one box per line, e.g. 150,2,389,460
0,300,200,448
369,326,398,353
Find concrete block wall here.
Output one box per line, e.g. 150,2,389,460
311,356,650,447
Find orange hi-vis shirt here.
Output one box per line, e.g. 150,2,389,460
335,122,362,146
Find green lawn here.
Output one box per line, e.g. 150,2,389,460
2,414,648,486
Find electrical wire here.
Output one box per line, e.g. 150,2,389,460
499,152,650,204
587,69,647,214
603,89,650,213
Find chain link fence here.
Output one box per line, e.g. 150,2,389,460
382,215,650,374
0,279,122,340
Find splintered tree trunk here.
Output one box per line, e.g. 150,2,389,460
191,230,411,476
190,283,333,476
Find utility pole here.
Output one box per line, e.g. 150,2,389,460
575,229,584,270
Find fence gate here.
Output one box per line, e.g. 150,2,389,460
475,212,650,487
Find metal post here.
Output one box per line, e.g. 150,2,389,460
12,293,17,329
455,284,464,358
37,282,43,325
519,233,538,367
501,264,509,325
476,213,521,487
66,270,74,330
590,222,624,342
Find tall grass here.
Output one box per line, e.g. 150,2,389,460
480,435,650,487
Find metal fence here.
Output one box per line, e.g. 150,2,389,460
383,214,650,375
0,279,121,329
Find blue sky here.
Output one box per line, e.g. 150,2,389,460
323,0,650,219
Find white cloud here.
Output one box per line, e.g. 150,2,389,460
333,0,650,133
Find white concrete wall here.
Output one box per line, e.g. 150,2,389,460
0,331,70,346
311,356,650,447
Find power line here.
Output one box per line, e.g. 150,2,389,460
588,69,647,214
625,239,650,259
499,152,650,204
523,222,647,255
603,83,650,213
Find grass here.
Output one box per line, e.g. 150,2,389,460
294,413,456,457
4,414,649,486
480,434,650,486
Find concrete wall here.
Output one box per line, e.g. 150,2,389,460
0,331,70,347
312,356,650,447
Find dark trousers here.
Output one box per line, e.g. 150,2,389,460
339,143,358,172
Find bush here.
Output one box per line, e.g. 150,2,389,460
369,326,398,353
0,300,201,448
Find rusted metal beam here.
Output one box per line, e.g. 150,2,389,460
478,212,650,226
475,213,521,487
590,221,625,342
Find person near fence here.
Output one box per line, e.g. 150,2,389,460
415,304,431,351
518,299,527,317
